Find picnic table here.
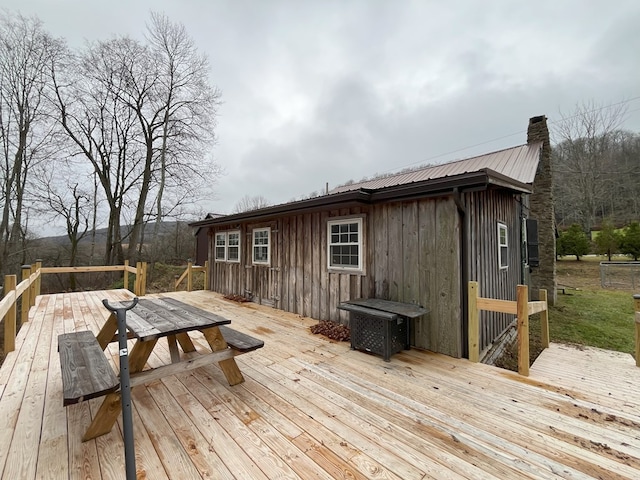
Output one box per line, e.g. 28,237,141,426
58,296,263,441
338,298,428,361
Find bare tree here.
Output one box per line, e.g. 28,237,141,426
232,195,271,213
51,39,143,265
31,164,92,288
552,100,628,232
0,13,62,275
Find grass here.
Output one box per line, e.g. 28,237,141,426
549,289,636,354
496,257,638,371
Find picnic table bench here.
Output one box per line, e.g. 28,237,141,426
58,297,263,440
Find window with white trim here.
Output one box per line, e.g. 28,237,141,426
252,228,270,265
227,231,240,262
328,218,363,271
214,231,241,262
498,223,508,269
215,232,226,261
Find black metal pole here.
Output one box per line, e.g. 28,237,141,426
102,298,139,480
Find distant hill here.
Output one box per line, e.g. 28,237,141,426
35,221,191,245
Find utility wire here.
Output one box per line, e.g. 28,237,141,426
377,95,640,177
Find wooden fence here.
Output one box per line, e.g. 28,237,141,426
174,261,209,292
1,261,147,355
468,281,549,376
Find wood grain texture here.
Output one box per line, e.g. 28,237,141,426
3,289,640,480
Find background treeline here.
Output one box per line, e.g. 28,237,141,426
552,102,640,233
0,11,221,281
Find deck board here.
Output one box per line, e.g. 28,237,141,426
1,289,640,479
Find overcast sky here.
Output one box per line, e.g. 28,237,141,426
5,0,640,218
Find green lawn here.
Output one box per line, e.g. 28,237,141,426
548,288,636,354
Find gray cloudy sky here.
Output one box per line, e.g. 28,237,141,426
6,0,640,216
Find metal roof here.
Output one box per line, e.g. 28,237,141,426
330,142,543,194
190,142,542,228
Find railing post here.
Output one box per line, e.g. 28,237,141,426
517,284,530,376
135,262,141,296
140,262,147,297
634,294,640,368
540,289,549,349
21,265,31,324
29,263,36,307
35,259,42,297
468,281,479,362
187,260,193,292
123,260,129,291
4,275,17,354
203,260,209,291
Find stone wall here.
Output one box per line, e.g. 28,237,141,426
528,115,557,304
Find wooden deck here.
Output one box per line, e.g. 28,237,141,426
1,289,639,479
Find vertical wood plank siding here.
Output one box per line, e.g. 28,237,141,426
210,191,519,358
467,190,521,351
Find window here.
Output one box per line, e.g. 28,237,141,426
498,223,508,269
328,218,363,271
215,231,240,262
215,233,226,261
227,231,240,262
252,228,270,265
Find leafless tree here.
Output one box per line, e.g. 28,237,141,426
0,13,62,275
31,164,93,288
232,195,271,213
552,100,628,232
51,38,143,265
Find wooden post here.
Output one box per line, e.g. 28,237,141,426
140,262,147,297
468,281,479,362
187,260,193,292
35,259,42,297
29,263,37,307
517,284,530,376
203,260,210,291
539,289,549,349
21,265,31,324
123,260,129,291
634,294,640,313
135,262,141,296
4,275,17,354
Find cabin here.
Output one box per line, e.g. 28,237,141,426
191,116,554,359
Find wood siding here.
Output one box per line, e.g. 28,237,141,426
466,190,522,352
210,190,521,358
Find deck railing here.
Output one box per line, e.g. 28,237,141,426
468,282,549,376
1,261,147,354
174,260,209,291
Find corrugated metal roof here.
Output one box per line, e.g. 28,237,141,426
330,142,543,194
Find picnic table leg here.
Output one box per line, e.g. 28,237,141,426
167,335,180,363
82,339,157,441
176,332,196,352
202,326,245,385
96,313,118,350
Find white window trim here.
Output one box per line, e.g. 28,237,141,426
226,230,241,263
214,232,227,262
498,222,508,269
214,230,241,263
327,217,364,272
252,227,271,265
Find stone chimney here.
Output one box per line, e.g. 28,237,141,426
527,115,556,305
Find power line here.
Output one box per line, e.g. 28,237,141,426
377,95,640,176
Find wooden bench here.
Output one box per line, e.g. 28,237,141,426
218,325,264,353
58,331,119,406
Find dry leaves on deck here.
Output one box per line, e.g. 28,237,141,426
310,321,350,342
